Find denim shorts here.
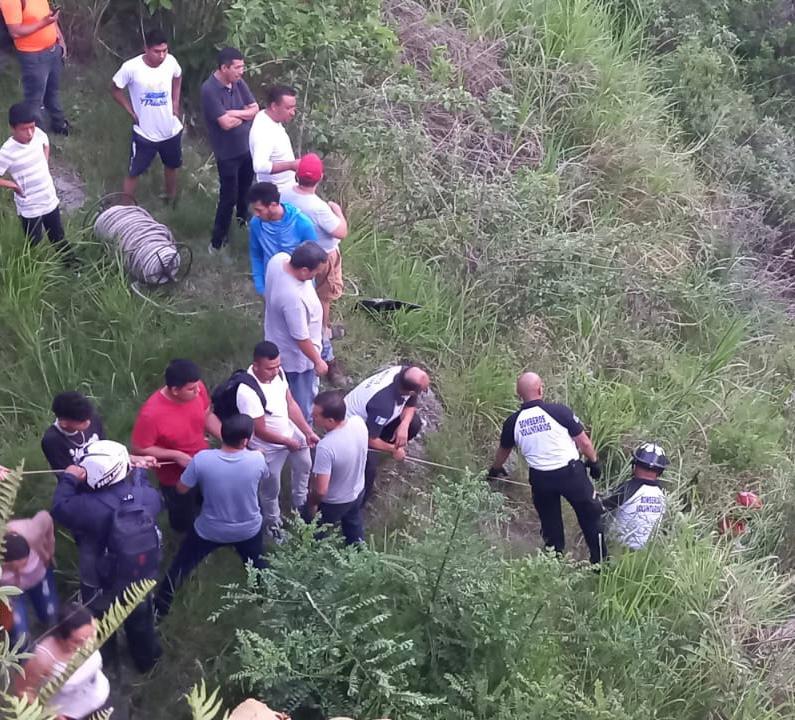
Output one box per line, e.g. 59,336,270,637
129,130,183,176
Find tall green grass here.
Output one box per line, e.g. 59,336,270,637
2,0,795,714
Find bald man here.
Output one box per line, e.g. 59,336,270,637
344,364,429,505
489,372,607,563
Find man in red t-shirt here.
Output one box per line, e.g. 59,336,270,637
131,358,221,532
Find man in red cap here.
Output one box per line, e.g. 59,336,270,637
282,153,348,386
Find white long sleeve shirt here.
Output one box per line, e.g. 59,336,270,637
249,110,295,190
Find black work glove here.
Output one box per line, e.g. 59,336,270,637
487,466,508,481
586,460,602,481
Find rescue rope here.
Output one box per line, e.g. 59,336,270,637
93,205,191,285
368,449,532,489
15,461,177,476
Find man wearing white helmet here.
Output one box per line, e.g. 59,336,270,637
51,440,163,672
601,442,669,550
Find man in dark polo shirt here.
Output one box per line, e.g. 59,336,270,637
344,365,429,505
201,47,259,253
488,371,607,564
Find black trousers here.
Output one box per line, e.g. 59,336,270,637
211,152,254,248
529,460,607,564
318,491,366,545
161,485,199,533
20,207,72,255
154,525,266,618
363,413,422,506
82,586,161,673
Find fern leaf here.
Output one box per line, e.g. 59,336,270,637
0,693,57,720
95,581,156,645
185,680,230,720
38,580,154,705
85,708,114,720
0,465,24,562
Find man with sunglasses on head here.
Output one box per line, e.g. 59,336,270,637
344,365,429,505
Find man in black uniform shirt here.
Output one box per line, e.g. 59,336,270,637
344,364,430,505
41,391,105,478
489,372,607,563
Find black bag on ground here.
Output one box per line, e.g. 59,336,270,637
211,369,269,420
97,472,162,601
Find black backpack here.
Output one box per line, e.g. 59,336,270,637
211,369,271,420
97,469,162,601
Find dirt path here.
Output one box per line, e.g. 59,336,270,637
50,156,87,213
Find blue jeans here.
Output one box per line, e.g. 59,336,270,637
321,336,335,362
17,44,66,129
286,369,318,422
10,568,59,648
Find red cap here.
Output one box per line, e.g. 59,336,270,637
296,153,324,183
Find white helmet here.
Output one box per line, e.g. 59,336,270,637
80,440,130,489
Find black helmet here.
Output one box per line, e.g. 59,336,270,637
631,442,669,473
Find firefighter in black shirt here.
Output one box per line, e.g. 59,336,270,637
344,365,429,505
489,372,607,563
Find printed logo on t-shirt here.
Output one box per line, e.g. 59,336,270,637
375,416,389,426
635,495,664,514
141,91,168,107
518,415,552,435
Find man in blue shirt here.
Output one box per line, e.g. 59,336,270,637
153,414,268,618
247,181,316,296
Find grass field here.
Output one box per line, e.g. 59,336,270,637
0,50,450,718
4,0,795,715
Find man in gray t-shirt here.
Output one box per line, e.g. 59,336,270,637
306,391,368,545
154,414,268,617
264,242,328,421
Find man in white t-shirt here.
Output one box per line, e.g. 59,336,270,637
281,153,348,386
249,84,299,191
0,102,73,260
111,29,183,204
236,341,319,542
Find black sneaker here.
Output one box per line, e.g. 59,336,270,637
51,120,70,136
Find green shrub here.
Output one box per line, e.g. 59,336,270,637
219,475,794,719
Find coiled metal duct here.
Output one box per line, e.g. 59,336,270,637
93,205,181,284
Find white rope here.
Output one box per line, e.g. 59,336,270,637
94,205,180,284
14,461,177,476
369,449,531,489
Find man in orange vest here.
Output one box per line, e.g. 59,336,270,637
0,0,69,134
